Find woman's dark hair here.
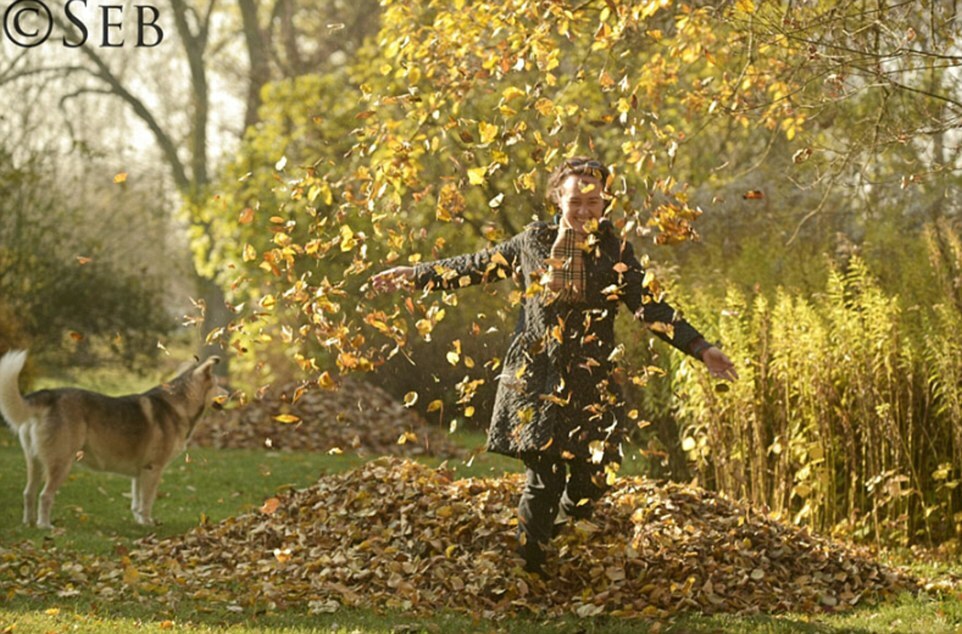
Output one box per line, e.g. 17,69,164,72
545,157,612,209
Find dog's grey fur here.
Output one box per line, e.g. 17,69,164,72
0,351,223,529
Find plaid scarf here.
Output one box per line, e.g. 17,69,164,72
546,227,588,303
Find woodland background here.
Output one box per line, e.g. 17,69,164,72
1,0,961,551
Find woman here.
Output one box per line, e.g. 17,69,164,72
371,157,737,575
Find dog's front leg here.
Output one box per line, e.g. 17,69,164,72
37,462,72,530
133,467,161,525
130,477,142,521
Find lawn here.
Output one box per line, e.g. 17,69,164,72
1,434,961,633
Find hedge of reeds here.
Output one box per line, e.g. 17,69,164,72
666,225,962,548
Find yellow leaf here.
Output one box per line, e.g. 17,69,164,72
502,86,525,102
478,121,498,145
467,167,487,185
427,399,443,412
516,169,537,192
403,391,418,407
340,224,356,252
534,98,554,116
113,172,127,184
490,251,509,267
318,371,336,390
516,406,534,425
274,414,301,424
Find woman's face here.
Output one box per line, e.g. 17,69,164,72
558,174,605,232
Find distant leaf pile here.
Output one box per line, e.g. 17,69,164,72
112,458,912,619
191,380,464,457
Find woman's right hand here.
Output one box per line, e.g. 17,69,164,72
370,266,416,294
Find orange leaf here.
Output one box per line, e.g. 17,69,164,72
260,497,281,514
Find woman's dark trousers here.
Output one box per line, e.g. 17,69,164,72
516,453,614,571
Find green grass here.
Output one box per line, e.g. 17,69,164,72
0,431,526,555
1,434,961,632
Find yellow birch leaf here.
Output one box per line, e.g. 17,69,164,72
467,167,487,185
478,121,499,145
502,86,525,102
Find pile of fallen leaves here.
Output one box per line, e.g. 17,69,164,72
192,379,464,457
118,458,915,619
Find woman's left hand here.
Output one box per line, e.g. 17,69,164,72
702,346,739,381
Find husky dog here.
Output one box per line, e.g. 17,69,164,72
0,350,224,529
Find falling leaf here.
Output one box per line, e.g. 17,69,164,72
478,121,499,145
467,167,487,185
502,86,525,102
742,190,764,200
75,256,93,265
274,414,301,424
588,440,605,464
69,331,85,342
239,207,255,224
260,497,281,515
318,372,337,390
113,172,127,184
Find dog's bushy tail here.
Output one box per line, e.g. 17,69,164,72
0,350,30,430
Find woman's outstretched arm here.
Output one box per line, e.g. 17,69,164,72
618,239,738,380
370,229,526,294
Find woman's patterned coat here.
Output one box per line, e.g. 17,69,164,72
414,220,705,461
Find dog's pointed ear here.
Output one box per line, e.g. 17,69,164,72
193,356,221,376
